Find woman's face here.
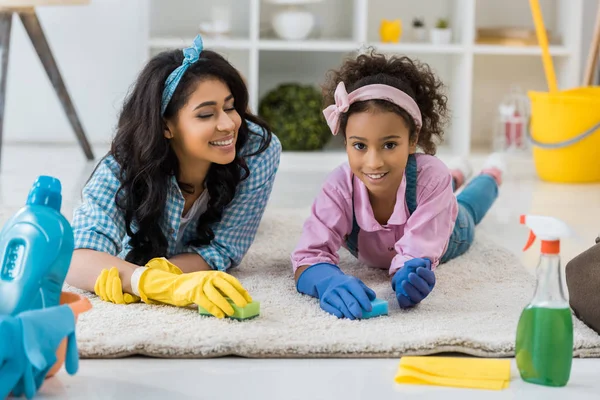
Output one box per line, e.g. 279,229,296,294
165,78,242,166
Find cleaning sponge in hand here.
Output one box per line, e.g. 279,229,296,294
198,298,260,321
362,298,388,319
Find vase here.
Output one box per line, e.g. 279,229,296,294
430,28,452,45
412,27,427,42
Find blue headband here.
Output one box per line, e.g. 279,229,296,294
160,34,204,115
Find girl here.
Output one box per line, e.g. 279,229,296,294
291,50,504,320
66,35,281,319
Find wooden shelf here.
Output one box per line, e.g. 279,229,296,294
473,44,571,56
151,37,470,55
372,43,466,54
258,39,358,52
149,37,252,50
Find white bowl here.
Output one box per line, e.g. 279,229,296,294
272,9,315,40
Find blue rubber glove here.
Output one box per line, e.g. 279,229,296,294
297,263,376,320
391,258,435,309
0,305,78,399
0,316,26,400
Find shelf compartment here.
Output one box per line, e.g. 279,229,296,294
150,0,252,42
475,0,564,46
260,0,355,41
366,0,471,45
470,55,570,151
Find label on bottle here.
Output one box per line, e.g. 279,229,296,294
1,239,26,281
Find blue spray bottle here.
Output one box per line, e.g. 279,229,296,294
0,176,74,316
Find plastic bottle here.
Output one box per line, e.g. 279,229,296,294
515,214,573,387
0,176,74,316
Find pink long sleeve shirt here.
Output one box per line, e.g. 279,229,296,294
291,154,458,275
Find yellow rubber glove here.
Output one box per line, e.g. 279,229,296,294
93,258,180,305
94,267,141,304
146,257,185,275
138,258,252,318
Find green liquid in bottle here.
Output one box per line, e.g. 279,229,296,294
515,306,573,387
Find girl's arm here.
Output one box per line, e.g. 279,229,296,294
66,157,133,292
389,171,457,275
188,125,282,271
291,174,353,280
294,265,310,282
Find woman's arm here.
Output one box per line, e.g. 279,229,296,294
67,249,138,293
66,157,131,292
168,253,213,273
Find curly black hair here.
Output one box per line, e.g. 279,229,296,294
322,49,449,155
108,49,271,265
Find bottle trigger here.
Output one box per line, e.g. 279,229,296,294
523,230,536,251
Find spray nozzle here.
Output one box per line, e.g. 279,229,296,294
520,214,572,254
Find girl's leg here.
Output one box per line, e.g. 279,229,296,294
440,153,505,264
456,153,505,226
440,205,475,263
447,157,473,192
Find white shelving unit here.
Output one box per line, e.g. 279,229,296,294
147,0,584,155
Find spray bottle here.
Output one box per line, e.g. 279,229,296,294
515,214,573,387
0,176,74,316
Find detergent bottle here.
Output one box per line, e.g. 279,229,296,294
515,214,573,387
0,176,74,316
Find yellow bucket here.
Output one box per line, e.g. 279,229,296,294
528,87,600,183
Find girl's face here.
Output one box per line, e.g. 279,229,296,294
345,109,415,197
165,78,242,167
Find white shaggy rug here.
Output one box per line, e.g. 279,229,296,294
70,208,600,359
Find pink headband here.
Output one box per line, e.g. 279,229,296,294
322,81,422,136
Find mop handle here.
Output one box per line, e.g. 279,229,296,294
583,0,600,86
529,0,558,93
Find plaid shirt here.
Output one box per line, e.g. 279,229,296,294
72,121,281,271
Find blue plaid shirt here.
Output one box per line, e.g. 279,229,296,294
72,121,281,271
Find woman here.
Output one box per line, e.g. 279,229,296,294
66,35,281,318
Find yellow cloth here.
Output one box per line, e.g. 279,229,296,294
94,267,141,304
395,356,511,391
138,258,252,319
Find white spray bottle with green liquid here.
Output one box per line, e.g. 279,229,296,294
516,214,573,387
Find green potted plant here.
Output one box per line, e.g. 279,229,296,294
412,17,426,42
431,18,452,45
259,83,331,151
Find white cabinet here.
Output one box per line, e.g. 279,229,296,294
148,0,583,155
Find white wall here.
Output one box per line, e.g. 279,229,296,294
4,0,148,145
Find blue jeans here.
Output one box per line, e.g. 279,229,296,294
439,174,498,263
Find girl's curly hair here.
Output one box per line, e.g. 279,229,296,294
322,49,449,155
